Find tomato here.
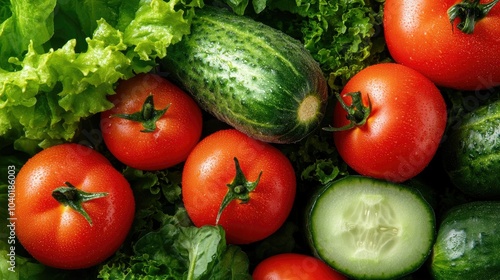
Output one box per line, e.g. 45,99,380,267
100,73,203,171
14,143,135,269
252,253,347,280
181,129,296,244
384,0,500,90
330,63,447,183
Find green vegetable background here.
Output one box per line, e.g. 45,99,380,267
2,0,500,279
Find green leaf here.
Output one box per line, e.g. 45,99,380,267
0,0,56,70
280,133,347,186
124,0,193,61
302,159,340,185
123,167,171,238
251,0,267,13
175,226,226,279
0,0,199,154
99,210,252,279
221,0,249,15
210,246,252,280
159,170,182,204
254,0,386,89
56,0,125,38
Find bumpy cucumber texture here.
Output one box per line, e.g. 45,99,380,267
162,6,328,143
431,201,500,279
442,98,500,198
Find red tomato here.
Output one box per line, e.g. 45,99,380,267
182,129,296,244
252,253,347,280
100,73,203,171
14,143,135,269
331,63,447,183
384,0,500,90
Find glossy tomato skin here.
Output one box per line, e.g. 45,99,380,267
101,73,203,171
182,129,296,244
252,253,347,280
333,63,447,183
15,143,135,269
384,0,500,90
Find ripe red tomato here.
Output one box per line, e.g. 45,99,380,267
331,63,447,183
182,129,296,244
252,253,347,280
100,73,203,171
14,143,135,269
384,0,500,90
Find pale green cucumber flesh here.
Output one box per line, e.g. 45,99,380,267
308,176,435,279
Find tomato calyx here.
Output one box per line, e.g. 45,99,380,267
324,91,371,131
448,0,499,34
216,157,262,224
113,94,171,132
52,182,108,226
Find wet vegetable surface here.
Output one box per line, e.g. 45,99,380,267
2,0,500,279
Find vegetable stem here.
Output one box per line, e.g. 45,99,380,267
113,94,170,132
448,0,499,34
323,91,372,131
216,157,262,224
52,182,108,226
186,253,197,280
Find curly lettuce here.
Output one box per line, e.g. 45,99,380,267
98,168,252,280
214,0,386,90
0,0,202,154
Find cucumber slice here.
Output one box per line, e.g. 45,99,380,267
307,176,435,279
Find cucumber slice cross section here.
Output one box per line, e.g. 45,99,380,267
307,176,435,279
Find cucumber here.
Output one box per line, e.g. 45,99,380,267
431,201,500,279
161,6,328,143
442,99,500,198
306,176,435,279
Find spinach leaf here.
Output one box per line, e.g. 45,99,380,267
99,210,251,279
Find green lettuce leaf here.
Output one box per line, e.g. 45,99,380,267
0,0,201,154
99,167,251,279
0,0,56,70
214,0,268,14
267,0,386,88
122,166,184,240
218,0,386,90
124,0,192,61
98,209,252,280
55,0,125,39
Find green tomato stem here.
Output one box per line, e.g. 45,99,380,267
112,94,171,132
323,91,372,132
52,182,108,226
448,0,499,34
216,157,262,225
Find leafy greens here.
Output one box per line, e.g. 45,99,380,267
0,0,385,152
213,0,386,89
98,209,252,280
98,166,252,280
0,0,386,278
0,0,201,154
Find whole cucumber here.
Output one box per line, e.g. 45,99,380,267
442,98,500,197
162,6,328,143
431,201,500,279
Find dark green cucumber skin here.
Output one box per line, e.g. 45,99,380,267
442,99,500,197
161,6,328,143
431,201,500,280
